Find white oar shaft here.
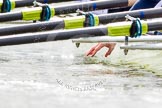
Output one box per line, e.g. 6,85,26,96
120,44,162,50
72,36,162,43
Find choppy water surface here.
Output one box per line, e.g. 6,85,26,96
0,40,162,108
0,2,162,108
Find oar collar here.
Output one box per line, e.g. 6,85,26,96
40,5,51,21
1,0,11,13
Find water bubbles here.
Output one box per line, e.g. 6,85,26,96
61,54,74,60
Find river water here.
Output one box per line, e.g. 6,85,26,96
0,1,162,108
